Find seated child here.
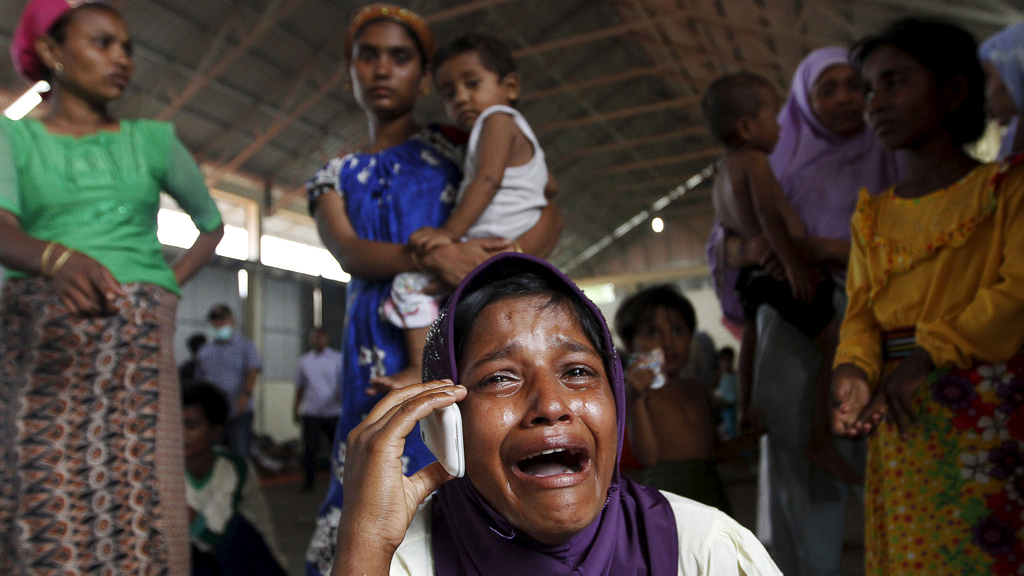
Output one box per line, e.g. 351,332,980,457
616,285,733,513
182,381,286,576
702,72,858,485
374,33,548,390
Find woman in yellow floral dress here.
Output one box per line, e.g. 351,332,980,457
832,19,1024,576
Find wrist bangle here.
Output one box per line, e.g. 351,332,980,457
49,248,75,278
510,241,523,253
40,242,58,276
410,250,425,272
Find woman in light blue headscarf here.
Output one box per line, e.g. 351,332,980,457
980,22,1024,159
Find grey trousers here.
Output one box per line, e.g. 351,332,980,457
751,298,866,576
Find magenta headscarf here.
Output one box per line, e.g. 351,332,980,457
769,45,901,241
10,0,102,83
423,253,679,576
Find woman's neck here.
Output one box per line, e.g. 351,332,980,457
896,131,978,199
42,88,116,136
365,109,420,153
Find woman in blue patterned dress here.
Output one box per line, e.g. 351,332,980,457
303,6,561,574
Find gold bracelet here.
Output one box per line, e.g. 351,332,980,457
510,241,524,253
40,242,58,276
49,248,75,278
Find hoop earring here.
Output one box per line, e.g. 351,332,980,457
53,62,63,76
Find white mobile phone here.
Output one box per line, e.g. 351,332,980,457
420,403,465,477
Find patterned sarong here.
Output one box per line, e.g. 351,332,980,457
0,279,185,576
866,353,1024,575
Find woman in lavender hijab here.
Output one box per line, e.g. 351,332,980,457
329,253,780,576
707,47,899,576
979,22,1024,160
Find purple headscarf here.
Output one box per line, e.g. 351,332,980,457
979,23,1024,160
706,47,900,325
769,46,901,241
423,253,679,576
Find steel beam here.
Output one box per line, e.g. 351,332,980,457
595,148,720,175
156,0,304,121
537,96,701,133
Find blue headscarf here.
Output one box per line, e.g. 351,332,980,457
979,22,1024,159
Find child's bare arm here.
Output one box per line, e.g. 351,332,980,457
745,152,816,301
625,365,661,467
443,113,520,238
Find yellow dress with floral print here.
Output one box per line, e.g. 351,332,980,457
834,160,1024,575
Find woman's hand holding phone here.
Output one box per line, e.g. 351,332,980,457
333,380,466,576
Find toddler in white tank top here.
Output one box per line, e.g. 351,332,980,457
374,34,550,391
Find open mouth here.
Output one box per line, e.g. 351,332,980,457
515,448,586,478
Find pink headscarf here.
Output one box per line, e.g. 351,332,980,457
11,0,102,83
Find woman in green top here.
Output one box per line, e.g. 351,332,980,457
0,1,223,574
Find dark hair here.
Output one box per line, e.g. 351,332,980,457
452,271,609,371
207,304,234,322
614,285,696,346
433,33,517,82
852,18,986,146
48,3,124,44
182,381,229,427
352,18,428,68
701,72,776,147
718,347,735,360
187,333,207,355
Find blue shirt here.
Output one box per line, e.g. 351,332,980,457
296,348,343,418
195,333,262,417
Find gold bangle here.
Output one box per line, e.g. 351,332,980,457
510,241,524,253
49,248,75,278
40,242,58,276
410,250,425,272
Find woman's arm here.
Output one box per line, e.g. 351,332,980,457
315,191,419,281
173,226,224,286
515,199,563,258
0,209,124,316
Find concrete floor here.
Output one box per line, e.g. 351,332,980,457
262,461,865,576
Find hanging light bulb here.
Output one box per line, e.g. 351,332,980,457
651,217,664,233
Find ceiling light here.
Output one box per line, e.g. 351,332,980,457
651,217,664,233
4,81,50,120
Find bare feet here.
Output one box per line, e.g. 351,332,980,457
367,366,423,396
805,437,863,485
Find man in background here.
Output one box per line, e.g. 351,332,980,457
196,304,261,458
293,328,342,491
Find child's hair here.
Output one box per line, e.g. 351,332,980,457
614,285,697,346
182,380,229,427
701,72,776,147
433,33,516,83
718,347,735,361
852,18,985,146
187,333,207,356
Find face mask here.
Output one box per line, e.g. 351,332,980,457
212,326,233,341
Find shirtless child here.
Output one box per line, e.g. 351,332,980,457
617,285,734,512
702,72,859,485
